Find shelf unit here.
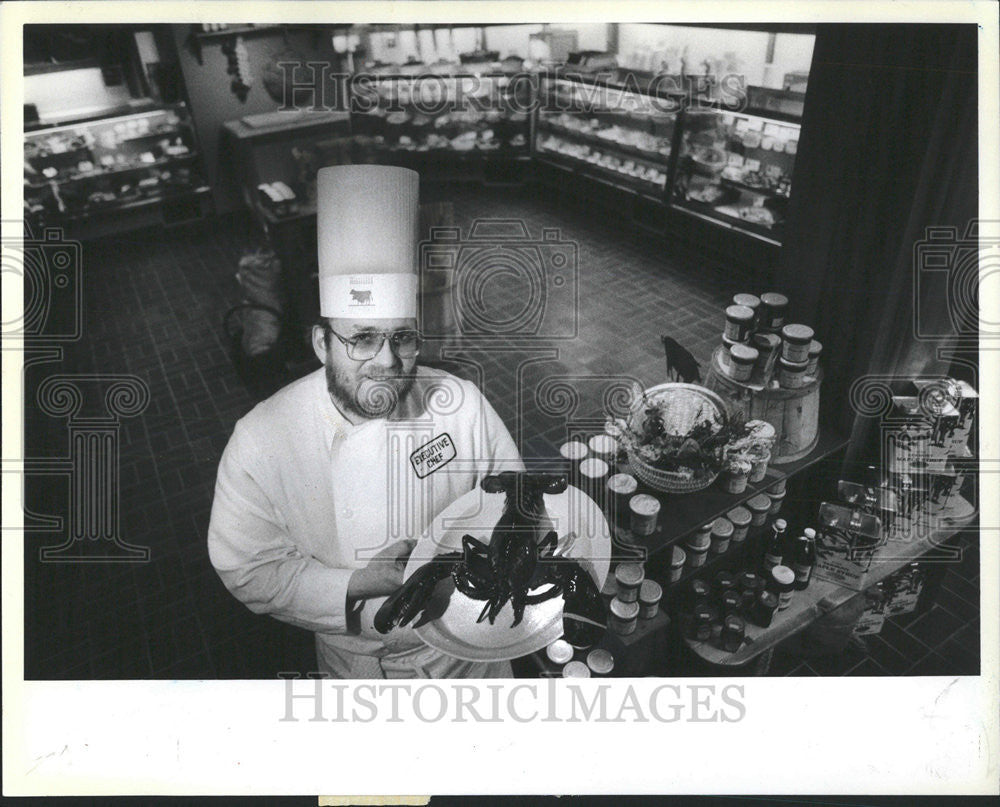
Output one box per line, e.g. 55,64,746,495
24,103,212,238
349,72,534,176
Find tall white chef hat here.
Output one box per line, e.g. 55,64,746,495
317,164,419,319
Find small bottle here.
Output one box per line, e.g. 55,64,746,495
769,565,796,610
761,518,788,574
790,528,817,590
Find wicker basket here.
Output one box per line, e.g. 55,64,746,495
625,383,729,494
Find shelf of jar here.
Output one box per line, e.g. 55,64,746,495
682,494,976,666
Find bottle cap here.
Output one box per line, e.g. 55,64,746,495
770,565,795,587
670,546,687,568
774,518,787,531
711,518,735,538
562,660,591,678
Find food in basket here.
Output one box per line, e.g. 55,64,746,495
606,384,752,483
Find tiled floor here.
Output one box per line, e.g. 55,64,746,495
22,183,980,678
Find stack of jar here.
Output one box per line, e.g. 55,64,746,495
545,638,617,678
676,519,817,654
720,292,822,387
562,433,668,541
608,562,663,638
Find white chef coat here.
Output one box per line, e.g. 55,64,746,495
207,365,523,677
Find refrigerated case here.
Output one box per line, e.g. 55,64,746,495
350,72,533,181
23,102,211,238
671,102,802,245
531,71,805,249
534,72,680,203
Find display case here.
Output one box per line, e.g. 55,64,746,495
533,72,680,203
24,102,211,238
670,96,803,245
350,72,532,178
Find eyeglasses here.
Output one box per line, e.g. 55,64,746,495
326,327,423,361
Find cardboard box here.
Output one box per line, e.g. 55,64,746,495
814,503,884,590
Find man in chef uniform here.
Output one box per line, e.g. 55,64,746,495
208,165,522,678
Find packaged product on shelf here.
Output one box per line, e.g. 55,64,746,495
761,518,788,573
614,563,644,603
727,343,758,382
852,583,888,636
813,503,884,590
780,324,815,363
721,614,746,652
710,518,734,554
746,493,772,528
727,506,752,543
721,589,743,617
806,340,823,375
751,590,780,627
790,528,817,590
724,304,756,342
668,545,687,583
752,331,782,382
758,292,789,331
778,357,809,389
638,581,662,619
883,563,924,616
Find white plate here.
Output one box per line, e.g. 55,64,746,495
404,484,611,662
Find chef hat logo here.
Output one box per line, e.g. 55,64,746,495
317,165,419,319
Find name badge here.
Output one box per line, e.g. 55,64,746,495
410,433,457,479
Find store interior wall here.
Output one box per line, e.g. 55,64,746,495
776,23,978,467
170,26,345,215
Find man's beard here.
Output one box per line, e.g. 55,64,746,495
325,362,415,419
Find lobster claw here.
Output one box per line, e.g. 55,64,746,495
551,561,608,648
373,551,461,634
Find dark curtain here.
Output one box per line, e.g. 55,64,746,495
776,24,978,470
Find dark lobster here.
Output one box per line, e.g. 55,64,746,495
374,471,608,648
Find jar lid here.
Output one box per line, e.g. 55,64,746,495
670,545,687,568
610,598,640,620
691,579,712,597
562,660,591,678
586,649,615,675
639,579,662,604
629,493,661,516
752,332,782,350
724,614,745,630
607,473,638,495
747,493,772,513
779,356,809,370
615,563,645,587
579,457,609,480
729,343,759,364
588,434,618,457
733,293,761,309
686,531,711,551
722,589,742,606
759,590,779,608
740,571,759,588
727,506,752,526
781,323,815,344
711,517,735,538
546,639,574,664
761,292,789,308
559,441,589,460
725,304,755,322
770,565,795,587
808,339,823,357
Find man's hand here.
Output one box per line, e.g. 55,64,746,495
347,539,416,601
